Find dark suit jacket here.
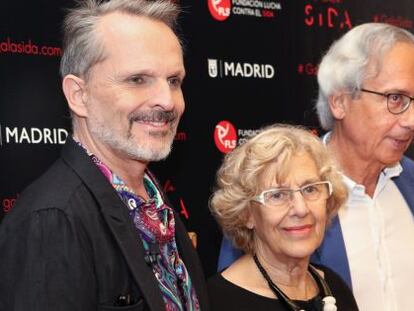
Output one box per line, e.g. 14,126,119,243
0,137,209,311
310,156,414,289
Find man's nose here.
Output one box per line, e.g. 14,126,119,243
399,100,414,130
150,80,174,111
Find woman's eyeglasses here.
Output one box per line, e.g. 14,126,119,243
252,181,333,208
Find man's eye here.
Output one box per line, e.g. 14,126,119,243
388,94,404,104
168,77,182,87
129,76,145,84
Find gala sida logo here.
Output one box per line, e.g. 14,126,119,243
214,120,237,153
208,0,231,21
304,1,352,30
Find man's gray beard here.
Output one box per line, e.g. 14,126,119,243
89,121,174,162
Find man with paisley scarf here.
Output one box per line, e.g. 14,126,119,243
0,1,208,310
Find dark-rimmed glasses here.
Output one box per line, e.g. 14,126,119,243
252,181,333,208
360,88,414,115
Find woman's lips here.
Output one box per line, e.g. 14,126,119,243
283,224,313,235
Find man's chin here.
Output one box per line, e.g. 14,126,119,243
380,153,404,168
130,149,171,162
127,141,173,162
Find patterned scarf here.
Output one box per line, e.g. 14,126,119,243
82,144,200,311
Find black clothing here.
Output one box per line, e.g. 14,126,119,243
207,264,358,311
0,137,209,311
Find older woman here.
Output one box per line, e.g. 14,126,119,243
208,124,358,311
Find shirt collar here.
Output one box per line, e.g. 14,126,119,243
73,136,164,208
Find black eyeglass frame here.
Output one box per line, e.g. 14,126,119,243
360,88,414,115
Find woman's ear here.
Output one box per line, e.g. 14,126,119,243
62,74,89,118
245,210,255,230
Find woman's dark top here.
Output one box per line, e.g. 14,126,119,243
207,264,359,311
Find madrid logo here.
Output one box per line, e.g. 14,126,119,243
208,59,218,78
214,120,237,153
208,0,231,21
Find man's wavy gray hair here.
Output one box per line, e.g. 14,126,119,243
60,0,180,79
316,23,414,130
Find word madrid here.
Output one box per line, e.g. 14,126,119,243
209,59,275,79
3,126,68,144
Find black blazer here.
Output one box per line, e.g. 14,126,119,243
0,137,209,311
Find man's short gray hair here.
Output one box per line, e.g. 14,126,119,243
60,0,180,79
316,23,414,130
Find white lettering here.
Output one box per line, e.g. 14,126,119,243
253,64,261,78
238,129,261,137
244,63,253,77
19,128,30,143
234,63,244,76
58,129,68,144
265,64,275,78
232,0,263,8
224,62,235,76
233,7,256,16
223,61,275,79
31,128,43,143
53,128,58,144
4,127,68,145
5,127,18,143
264,2,281,10
44,128,52,144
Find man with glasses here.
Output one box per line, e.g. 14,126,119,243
218,23,414,311
313,22,414,311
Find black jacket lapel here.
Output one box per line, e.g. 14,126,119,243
61,137,165,310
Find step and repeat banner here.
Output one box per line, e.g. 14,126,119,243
1,0,414,276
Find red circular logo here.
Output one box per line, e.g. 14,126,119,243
208,0,231,21
214,120,237,153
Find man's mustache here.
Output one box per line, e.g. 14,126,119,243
129,110,178,123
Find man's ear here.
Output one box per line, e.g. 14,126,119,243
62,74,88,118
328,93,347,120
